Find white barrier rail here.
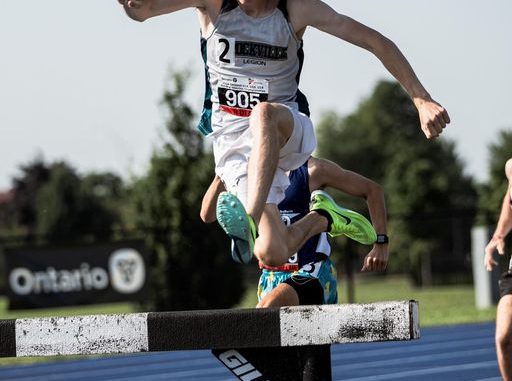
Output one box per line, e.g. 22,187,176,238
0,301,419,358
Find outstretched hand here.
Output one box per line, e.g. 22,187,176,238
416,98,451,139
118,0,146,9
484,235,505,272
361,245,388,272
117,0,151,21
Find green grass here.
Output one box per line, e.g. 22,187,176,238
0,298,136,320
237,274,497,327
344,275,496,326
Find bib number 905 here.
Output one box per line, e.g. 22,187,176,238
219,88,265,110
218,76,269,117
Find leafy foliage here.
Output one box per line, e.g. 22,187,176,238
131,70,245,311
36,163,120,242
4,158,121,244
478,130,512,225
11,156,51,235
316,81,478,285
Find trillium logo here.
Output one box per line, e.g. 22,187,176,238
108,248,145,294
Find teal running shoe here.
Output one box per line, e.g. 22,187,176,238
310,190,377,245
216,192,257,264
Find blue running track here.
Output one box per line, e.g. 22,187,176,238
0,322,500,381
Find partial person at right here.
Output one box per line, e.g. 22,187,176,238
484,158,512,381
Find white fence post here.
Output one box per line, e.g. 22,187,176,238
471,226,500,309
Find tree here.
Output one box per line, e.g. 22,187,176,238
0,191,16,234
478,130,512,226
2,155,124,244
11,156,51,237
316,80,477,285
131,69,245,311
1,160,125,291
383,139,477,285
36,163,120,243
82,171,128,237
316,81,419,184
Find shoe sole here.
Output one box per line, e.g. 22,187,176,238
231,237,251,264
311,190,377,244
216,192,253,264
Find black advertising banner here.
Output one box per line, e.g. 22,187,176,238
4,240,149,310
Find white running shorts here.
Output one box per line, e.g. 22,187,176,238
213,105,316,206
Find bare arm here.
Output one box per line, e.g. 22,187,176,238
494,189,512,240
485,160,512,271
117,0,207,22
289,0,450,139
308,158,388,272
200,175,226,223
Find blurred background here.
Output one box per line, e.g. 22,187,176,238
0,0,511,368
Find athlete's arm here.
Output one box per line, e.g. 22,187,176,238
308,157,388,272
308,158,387,236
485,160,512,271
118,0,208,21
289,0,450,140
506,158,512,183
200,175,225,223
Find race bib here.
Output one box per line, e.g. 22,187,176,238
218,76,269,117
299,260,324,278
287,253,298,265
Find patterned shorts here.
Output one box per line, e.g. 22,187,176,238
257,258,338,305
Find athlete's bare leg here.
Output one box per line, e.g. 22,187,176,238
255,204,327,266
217,101,374,265
257,283,299,308
246,102,294,224
496,295,512,381
244,102,329,266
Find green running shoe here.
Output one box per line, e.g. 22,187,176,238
216,192,257,264
310,190,377,245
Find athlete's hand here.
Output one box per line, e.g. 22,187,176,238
361,245,388,272
505,159,512,181
118,0,151,21
415,98,450,139
484,235,505,271
118,0,146,8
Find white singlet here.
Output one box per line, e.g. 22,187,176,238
198,0,316,205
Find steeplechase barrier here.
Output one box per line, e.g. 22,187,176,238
0,301,419,380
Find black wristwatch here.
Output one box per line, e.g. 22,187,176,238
376,234,389,244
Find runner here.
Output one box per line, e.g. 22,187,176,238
201,156,388,307
119,0,448,267
484,158,512,381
